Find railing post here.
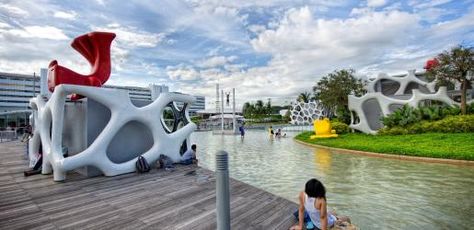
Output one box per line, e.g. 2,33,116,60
216,150,230,230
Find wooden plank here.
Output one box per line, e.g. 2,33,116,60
0,141,298,229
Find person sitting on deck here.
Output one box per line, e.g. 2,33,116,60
180,144,197,165
291,178,337,230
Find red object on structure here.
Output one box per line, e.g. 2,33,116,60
424,58,439,70
48,32,116,100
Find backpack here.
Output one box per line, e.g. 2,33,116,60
158,154,174,169
136,155,150,173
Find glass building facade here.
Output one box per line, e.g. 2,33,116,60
0,72,40,129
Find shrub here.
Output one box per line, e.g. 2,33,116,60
427,115,474,133
420,106,441,121
378,115,474,135
441,105,461,117
381,104,471,128
331,121,350,134
381,105,421,128
468,103,474,114
378,126,409,135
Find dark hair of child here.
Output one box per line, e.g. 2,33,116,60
191,144,197,150
305,178,326,199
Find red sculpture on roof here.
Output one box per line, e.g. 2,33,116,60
47,32,116,100
424,58,439,71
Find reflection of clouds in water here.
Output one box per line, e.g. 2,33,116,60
313,148,331,174
191,130,474,229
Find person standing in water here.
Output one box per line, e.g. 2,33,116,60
269,126,274,138
239,124,245,138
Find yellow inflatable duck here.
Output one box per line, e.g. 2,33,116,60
310,118,338,139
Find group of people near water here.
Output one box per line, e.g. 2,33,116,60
160,123,342,229
268,126,286,138
237,124,287,139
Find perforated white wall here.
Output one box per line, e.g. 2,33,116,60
29,84,196,181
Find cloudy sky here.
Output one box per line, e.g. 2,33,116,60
1,0,473,108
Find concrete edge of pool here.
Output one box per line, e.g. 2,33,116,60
294,139,474,166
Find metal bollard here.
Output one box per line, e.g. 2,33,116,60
216,150,230,230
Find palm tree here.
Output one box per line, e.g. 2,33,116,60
297,92,312,103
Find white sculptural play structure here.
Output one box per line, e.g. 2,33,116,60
348,70,462,134
27,31,197,181
289,101,328,125
29,85,196,181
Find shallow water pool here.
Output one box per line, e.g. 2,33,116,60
191,130,474,229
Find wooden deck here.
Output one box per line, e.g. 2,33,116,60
0,141,297,229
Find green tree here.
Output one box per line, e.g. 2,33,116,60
426,45,474,115
297,92,312,103
242,102,251,117
283,109,291,122
255,100,264,115
242,102,255,118
313,69,366,123
265,100,272,115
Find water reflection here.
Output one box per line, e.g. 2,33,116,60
313,148,331,174
191,130,474,229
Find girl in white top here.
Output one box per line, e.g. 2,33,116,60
291,178,337,230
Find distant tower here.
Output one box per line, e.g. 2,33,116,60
216,83,220,113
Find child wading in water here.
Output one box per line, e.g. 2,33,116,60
291,178,337,230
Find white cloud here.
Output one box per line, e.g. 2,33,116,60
93,24,164,48
137,1,250,47
0,4,29,17
248,24,267,34
1,26,69,40
367,0,387,8
166,65,200,81
197,55,238,68
408,0,453,8
416,7,451,23
95,0,106,6
252,7,419,59
428,9,474,39
0,0,471,107
235,6,423,100
0,22,12,29
53,11,77,20
169,5,438,106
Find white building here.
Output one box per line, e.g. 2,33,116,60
0,72,40,129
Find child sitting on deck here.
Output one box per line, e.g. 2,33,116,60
179,144,197,165
290,178,337,230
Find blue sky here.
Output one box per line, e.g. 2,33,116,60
0,0,473,108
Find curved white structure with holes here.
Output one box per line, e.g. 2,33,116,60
349,87,457,134
347,69,474,134
367,70,436,95
29,84,196,181
290,101,327,125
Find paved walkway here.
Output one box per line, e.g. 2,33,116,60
0,141,297,229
